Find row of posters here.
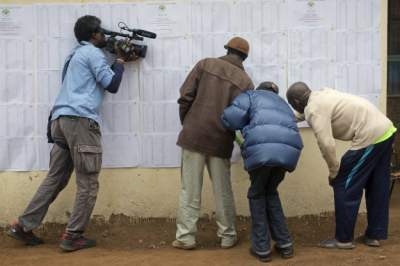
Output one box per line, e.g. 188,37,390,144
0,0,382,170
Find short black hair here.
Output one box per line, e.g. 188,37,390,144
256,81,279,94
74,15,101,42
227,47,247,61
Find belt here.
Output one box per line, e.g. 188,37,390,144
58,115,99,126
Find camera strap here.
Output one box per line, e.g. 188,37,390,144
61,43,85,82
48,43,86,146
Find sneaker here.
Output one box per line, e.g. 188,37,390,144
59,233,96,252
221,237,238,249
361,236,380,247
249,248,272,263
172,240,196,250
319,239,355,249
6,222,44,246
274,244,294,259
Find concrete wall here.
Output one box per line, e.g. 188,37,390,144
0,0,387,225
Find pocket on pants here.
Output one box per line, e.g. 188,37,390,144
76,144,102,174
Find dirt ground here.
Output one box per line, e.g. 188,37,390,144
1,186,400,266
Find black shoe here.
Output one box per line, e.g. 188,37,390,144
59,233,96,252
249,248,272,263
274,244,294,259
7,222,44,246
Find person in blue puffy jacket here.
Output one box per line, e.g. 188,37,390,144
222,81,303,262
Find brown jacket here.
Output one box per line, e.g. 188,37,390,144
177,54,254,158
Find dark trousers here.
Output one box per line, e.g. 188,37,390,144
332,135,395,242
247,166,292,255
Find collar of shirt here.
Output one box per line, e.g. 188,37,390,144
219,54,244,70
78,40,93,47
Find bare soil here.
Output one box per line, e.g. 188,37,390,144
1,186,400,266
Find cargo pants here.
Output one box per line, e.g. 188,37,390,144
19,116,102,237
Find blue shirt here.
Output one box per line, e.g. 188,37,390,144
52,41,115,124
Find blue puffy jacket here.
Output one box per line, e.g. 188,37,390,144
222,90,303,172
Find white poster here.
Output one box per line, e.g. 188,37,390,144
138,1,190,37
0,6,32,36
288,0,336,28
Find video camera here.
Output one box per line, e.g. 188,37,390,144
101,22,157,59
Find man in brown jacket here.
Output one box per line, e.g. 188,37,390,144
286,82,396,249
173,37,254,250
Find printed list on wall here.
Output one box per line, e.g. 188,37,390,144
0,0,381,170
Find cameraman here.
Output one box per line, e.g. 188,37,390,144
7,15,137,252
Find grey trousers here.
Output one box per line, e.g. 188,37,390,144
19,116,102,237
176,149,237,246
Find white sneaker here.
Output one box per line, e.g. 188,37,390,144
221,237,238,249
172,240,196,250
363,236,380,247
319,239,355,249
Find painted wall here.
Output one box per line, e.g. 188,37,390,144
0,0,388,225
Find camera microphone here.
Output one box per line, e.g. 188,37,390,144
119,25,157,39
134,29,157,39
100,28,130,38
